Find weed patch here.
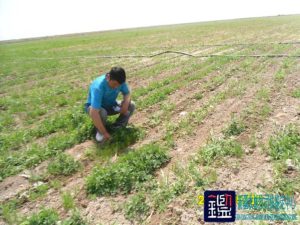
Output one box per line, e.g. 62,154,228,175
197,137,243,165
20,208,59,225
28,183,50,201
223,117,246,137
268,124,300,195
292,88,300,98
269,125,300,160
96,125,144,159
124,192,150,222
61,191,75,211
47,153,81,176
86,144,170,195
19,208,88,225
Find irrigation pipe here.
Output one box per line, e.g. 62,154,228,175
7,41,300,61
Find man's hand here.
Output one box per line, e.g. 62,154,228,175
89,107,109,136
103,132,111,140
120,106,128,116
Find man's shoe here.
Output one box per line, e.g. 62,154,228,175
111,123,124,129
112,114,128,129
95,131,104,142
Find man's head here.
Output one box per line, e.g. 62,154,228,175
107,67,126,89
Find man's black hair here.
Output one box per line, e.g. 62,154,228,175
108,67,126,84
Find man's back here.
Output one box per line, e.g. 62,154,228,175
86,74,129,110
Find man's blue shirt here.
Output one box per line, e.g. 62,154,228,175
86,74,130,110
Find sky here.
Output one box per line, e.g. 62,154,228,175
0,0,299,41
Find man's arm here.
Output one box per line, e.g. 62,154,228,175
89,107,111,140
120,94,131,115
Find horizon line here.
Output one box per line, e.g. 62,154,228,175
1,13,298,44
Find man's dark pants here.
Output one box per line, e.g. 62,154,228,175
84,100,135,128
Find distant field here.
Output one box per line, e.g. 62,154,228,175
0,15,299,224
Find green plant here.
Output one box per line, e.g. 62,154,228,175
96,126,144,159
275,58,294,81
193,92,203,100
0,200,19,224
223,117,246,137
202,167,218,184
292,88,300,98
29,183,50,201
48,153,81,176
148,113,162,128
20,208,88,225
249,135,257,149
172,162,217,188
272,172,300,195
61,191,75,211
62,210,88,225
138,84,180,109
198,137,243,165
152,179,187,212
50,179,63,190
269,125,300,160
256,88,270,102
174,90,227,139
86,144,170,195
124,192,150,222
268,125,300,195
259,104,271,117
20,208,59,225
163,133,176,149
0,112,94,180
186,162,205,187
275,68,285,80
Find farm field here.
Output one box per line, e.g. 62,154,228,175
0,15,300,224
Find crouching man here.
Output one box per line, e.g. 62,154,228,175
84,67,135,142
